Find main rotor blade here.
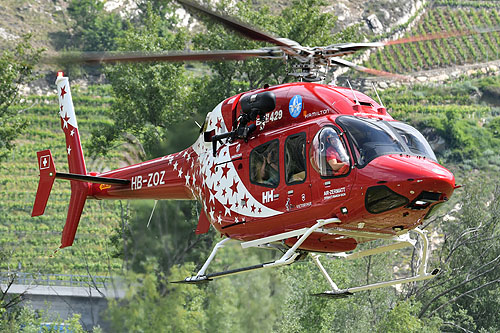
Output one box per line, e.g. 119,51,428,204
323,42,385,57
176,0,295,48
386,26,500,46
43,49,282,65
330,57,410,81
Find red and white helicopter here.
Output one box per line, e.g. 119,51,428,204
32,0,469,297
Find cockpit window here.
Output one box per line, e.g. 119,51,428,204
310,127,350,177
336,117,405,166
389,122,437,162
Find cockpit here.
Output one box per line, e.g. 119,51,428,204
309,116,437,174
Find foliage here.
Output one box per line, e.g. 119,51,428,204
0,306,85,333
106,261,207,332
90,4,192,156
106,241,286,333
411,182,500,332
67,0,125,52
0,35,43,161
112,200,214,274
376,300,441,333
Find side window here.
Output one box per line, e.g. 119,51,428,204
285,133,306,184
250,140,279,187
310,127,350,177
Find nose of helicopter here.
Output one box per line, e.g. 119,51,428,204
362,154,456,211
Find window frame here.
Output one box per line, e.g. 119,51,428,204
249,139,280,188
310,125,352,179
285,132,307,185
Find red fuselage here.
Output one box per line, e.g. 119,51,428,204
88,82,455,253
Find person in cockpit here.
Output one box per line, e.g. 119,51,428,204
324,132,349,176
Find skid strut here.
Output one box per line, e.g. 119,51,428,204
313,228,439,298
174,218,339,284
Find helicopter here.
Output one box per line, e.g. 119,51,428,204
31,0,473,297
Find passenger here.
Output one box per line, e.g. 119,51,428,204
260,148,279,186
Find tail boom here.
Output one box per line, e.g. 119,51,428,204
32,73,197,248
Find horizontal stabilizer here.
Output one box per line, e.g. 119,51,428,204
56,172,130,186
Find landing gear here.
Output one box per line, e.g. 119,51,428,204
312,228,439,298
175,223,439,297
174,218,339,283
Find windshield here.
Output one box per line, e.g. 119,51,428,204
336,117,405,166
336,116,438,166
389,122,437,161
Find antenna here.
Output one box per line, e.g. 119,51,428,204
347,80,360,105
147,200,158,228
371,82,385,108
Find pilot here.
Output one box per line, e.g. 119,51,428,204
324,132,349,176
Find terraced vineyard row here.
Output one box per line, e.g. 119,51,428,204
0,85,126,277
364,7,500,73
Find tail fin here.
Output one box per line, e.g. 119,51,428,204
32,150,56,217
32,72,90,248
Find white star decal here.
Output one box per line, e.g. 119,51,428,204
67,146,71,155
185,174,190,185
178,168,183,178
209,189,215,204
70,129,75,136
224,203,231,216
173,161,178,170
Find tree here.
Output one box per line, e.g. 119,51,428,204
376,300,441,333
0,305,86,333
410,182,500,331
67,0,125,52
105,261,207,332
89,3,193,156
0,35,43,161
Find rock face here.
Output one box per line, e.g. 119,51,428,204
366,14,384,34
327,0,420,34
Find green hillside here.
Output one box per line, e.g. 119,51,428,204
0,84,124,277
365,5,500,73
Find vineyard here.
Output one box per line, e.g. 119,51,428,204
364,5,500,73
0,85,126,277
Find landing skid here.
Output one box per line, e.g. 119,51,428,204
311,228,438,296
175,222,438,296
174,218,338,284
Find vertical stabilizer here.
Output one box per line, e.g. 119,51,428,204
32,150,56,217
55,72,89,248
